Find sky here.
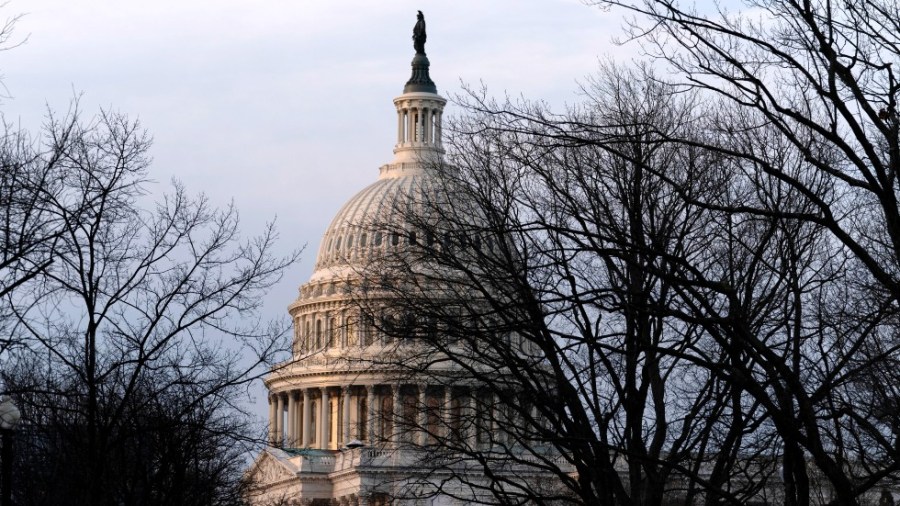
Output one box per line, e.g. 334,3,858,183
0,0,652,416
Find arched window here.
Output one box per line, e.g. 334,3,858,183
360,233,368,247
315,319,323,349
374,231,383,246
361,315,373,347
346,317,358,347
382,313,396,343
305,320,311,352
329,317,338,347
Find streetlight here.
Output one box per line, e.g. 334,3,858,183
0,396,21,506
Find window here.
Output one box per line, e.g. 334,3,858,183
315,320,323,349
361,315,373,347
374,231,383,246
442,233,454,252
310,400,317,444
330,397,335,443
360,233,368,247
382,313,396,342
380,394,393,440
358,396,368,440
426,392,441,445
402,391,417,443
476,390,492,445
409,231,417,245
346,317,358,347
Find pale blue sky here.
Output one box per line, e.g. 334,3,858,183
0,0,677,415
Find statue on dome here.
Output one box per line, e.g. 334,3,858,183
413,10,427,54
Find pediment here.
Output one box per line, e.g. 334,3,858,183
247,449,298,486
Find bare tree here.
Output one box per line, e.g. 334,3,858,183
343,64,830,505
336,0,900,503
568,1,900,504
1,107,300,506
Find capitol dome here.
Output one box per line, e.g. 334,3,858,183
248,15,561,505
311,165,446,283
261,33,457,460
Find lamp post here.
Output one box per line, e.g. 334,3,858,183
0,396,21,506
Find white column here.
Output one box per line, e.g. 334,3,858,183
422,107,430,144
287,391,296,447
275,393,285,447
268,394,277,445
490,391,499,444
408,109,416,143
321,388,331,449
392,384,402,446
302,389,312,447
418,385,428,446
444,386,453,440
342,387,352,446
468,389,478,449
397,109,403,144
366,385,376,443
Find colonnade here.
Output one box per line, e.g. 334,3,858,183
268,383,494,450
394,99,443,148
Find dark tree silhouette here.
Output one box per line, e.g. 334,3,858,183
1,106,300,506
343,63,839,505
348,2,900,496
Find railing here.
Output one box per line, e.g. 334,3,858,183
294,447,573,475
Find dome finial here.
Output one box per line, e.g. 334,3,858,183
405,11,437,94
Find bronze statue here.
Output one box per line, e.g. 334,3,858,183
413,10,426,54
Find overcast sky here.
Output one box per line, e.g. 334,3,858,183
0,0,668,414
